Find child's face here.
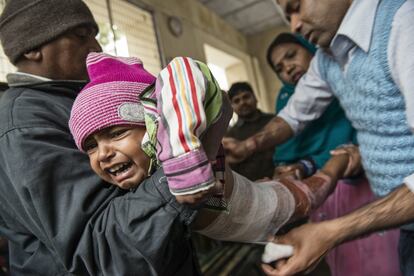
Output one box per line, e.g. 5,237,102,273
84,125,150,189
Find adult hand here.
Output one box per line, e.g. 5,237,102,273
330,144,362,177
273,163,306,180
222,137,250,164
262,222,338,276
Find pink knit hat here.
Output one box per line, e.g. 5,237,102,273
69,52,156,151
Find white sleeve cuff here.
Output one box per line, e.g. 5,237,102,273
404,173,414,194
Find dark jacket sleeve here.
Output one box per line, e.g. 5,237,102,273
0,125,197,275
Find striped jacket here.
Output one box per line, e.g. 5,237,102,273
141,57,224,195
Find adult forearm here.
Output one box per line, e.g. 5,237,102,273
246,116,294,154
329,185,414,245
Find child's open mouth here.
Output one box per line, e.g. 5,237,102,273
106,162,133,176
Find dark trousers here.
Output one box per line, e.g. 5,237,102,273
399,229,414,276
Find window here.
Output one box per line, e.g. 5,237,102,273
85,0,161,75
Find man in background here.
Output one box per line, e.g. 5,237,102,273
226,82,275,180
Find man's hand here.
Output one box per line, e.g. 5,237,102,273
330,144,362,177
262,222,338,276
223,117,294,164
222,137,251,164
273,163,306,180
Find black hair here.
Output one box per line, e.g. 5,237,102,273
228,82,254,100
266,32,304,73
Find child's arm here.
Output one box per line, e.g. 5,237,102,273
154,57,226,198
193,163,295,242
278,153,349,221
192,153,350,243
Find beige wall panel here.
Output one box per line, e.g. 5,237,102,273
247,25,290,113
127,0,248,63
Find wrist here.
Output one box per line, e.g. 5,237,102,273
320,220,346,247
324,216,353,246
297,159,316,177
321,154,349,181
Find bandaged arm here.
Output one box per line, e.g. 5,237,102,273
194,168,295,242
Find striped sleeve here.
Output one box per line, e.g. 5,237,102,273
155,57,222,195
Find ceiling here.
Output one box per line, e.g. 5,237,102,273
198,0,287,35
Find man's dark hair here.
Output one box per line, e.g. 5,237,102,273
228,82,254,100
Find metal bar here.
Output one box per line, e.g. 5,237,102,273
124,0,165,67
106,0,118,55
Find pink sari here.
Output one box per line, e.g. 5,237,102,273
311,178,401,276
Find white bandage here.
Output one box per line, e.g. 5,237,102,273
262,243,294,263
197,171,295,242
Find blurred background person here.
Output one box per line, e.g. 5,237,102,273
226,82,275,181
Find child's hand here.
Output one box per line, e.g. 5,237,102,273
175,189,213,206
175,179,224,206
